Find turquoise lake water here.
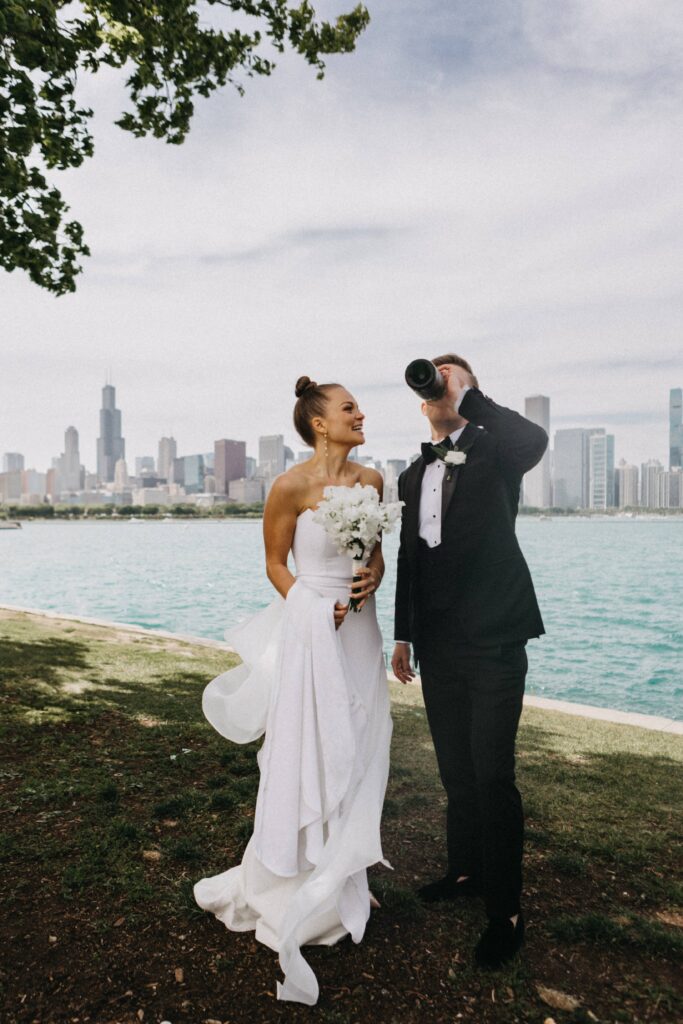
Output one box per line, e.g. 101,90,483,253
1,518,681,720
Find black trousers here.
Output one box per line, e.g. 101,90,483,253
418,615,527,919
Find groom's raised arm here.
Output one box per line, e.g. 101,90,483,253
394,470,412,644
459,387,548,478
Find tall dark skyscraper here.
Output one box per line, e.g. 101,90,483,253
214,439,246,495
670,387,683,469
96,383,125,483
552,428,590,508
523,395,551,507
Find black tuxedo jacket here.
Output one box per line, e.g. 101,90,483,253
394,387,548,663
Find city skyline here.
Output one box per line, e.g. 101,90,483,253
2,380,682,511
2,377,679,478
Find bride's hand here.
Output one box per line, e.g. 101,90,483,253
334,601,350,630
349,566,381,610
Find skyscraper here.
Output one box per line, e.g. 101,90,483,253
61,426,82,492
182,454,205,494
385,458,407,503
553,427,614,509
158,436,177,481
523,396,551,507
589,431,615,509
2,452,24,473
114,458,129,493
670,388,683,469
640,459,663,509
0,470,22,501
259,435,285,479
657,468,683,509
552,429,589,508
22,469,46,498
96,384,125,483
170,457,184,488
615,460,639,508
214,439,246,496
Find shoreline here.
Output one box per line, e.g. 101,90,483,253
0,515,262,524
3,513,683,523
2,602,681,736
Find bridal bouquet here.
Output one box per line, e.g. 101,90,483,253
312,483,404,612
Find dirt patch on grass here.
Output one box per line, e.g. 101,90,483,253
1,613,682,1023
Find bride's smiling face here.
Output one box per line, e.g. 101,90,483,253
313,387,365,448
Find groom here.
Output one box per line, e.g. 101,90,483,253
391,353,548,969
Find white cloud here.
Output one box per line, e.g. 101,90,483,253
522,0,683,77
1,0,681,471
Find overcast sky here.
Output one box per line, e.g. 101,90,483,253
2,0,682,472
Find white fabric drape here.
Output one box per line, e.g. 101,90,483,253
194,574,392,1005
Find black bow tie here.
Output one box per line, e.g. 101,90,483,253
421,436,454,464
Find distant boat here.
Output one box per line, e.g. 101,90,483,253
0,520,22,530
538,514,552,521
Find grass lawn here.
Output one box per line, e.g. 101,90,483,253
0,608,681,1024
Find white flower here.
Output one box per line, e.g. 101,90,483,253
312,484,404,559
444,450,467,466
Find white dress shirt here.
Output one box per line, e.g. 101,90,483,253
418,424,466,548
395,386,469,646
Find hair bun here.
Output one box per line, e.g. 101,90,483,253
295,375,317,398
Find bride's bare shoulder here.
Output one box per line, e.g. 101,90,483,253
265,466,310,511
357,465,384,496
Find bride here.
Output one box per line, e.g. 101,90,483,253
193,376,393,1005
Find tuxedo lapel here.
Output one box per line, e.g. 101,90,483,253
441,423,481,524
404,457,426,561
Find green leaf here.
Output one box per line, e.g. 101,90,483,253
1,0,370,294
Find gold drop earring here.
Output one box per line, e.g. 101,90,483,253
323,430,330,479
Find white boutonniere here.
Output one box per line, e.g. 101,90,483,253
428,444,467,481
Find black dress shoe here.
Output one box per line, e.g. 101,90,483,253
417,874,481,903
474,912,525,968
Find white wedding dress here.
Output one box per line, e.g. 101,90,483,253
193,503,393,1005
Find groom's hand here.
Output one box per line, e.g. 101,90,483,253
391,643,415,684
436,362,470,407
